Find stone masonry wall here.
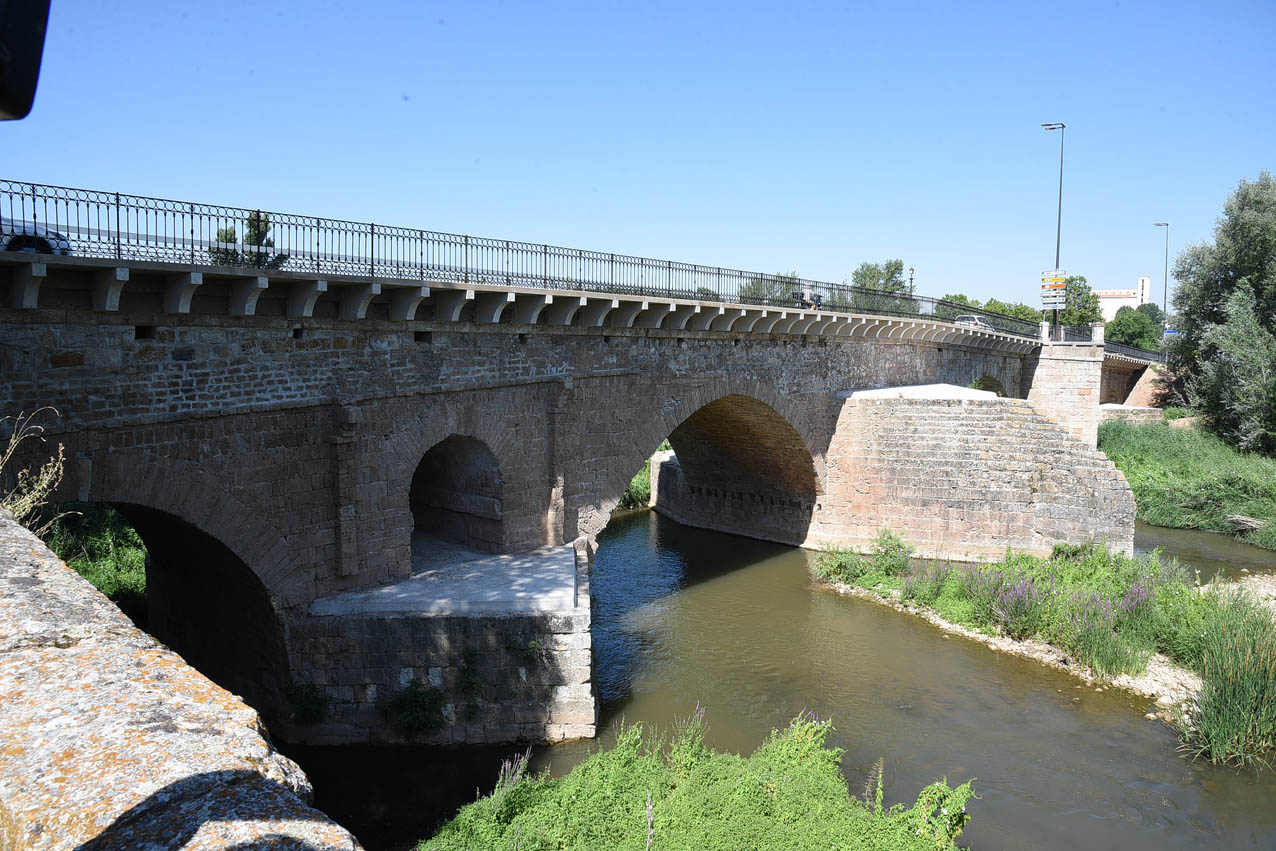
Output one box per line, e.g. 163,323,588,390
1023,342,1105,447
280,543,595,746
0,509,360,850
0,301,1025,611
811,398,1134,560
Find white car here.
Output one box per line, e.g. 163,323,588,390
0,217,73,255
954,314,995,332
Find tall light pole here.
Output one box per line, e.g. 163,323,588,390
1042,122,1066,333
1154,222,1170,320
908,266,915,298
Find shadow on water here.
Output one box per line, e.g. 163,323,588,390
284,511,1276,850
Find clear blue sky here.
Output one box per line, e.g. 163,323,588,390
7,0,1273,305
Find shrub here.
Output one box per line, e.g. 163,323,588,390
991,574,1049,640
1059,591,1147,676
381,678,446,734
901,562,950,606
421,713,976,850
45,503,148,623
1183,589,1276,766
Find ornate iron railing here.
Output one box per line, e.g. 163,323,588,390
1,179,1042,338
1103,341,1166,363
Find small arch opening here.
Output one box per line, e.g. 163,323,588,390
409,435,504,557
972,375,1007,396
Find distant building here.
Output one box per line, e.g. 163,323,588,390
1094,276,1152,322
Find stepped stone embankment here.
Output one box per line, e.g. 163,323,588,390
0,509,360,850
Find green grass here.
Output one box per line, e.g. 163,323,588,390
617,440,672,511
45,503,148,624
421,712,976,850
1097,419,1276,550
814,532,1276,765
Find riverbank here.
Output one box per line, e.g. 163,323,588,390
813,532,1276,765
420,712,975,851
1098,419,1276,550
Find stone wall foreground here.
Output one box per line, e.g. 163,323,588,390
0,509,361,851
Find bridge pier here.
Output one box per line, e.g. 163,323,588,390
279,540,596,746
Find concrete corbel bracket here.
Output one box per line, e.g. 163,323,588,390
512,293,552,324
665,303,701,330
687,305,725,331
339,283,381,320
229,275,269,316
543,295,588,325
432,288,475,322
163,272,203,314
634,301,675,329
709,307,746,331
577,297,619,327
607,300,647,328
92,267,129,311
287,279,327,318
389,285,430,321
474,290,515,323
10,262,47,309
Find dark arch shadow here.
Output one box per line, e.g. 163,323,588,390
972,374,1007,396
58,502,292,727
598,393,820,547
410,434,505,562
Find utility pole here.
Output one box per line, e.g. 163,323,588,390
1042,123,1066,336
1154,222,1170,322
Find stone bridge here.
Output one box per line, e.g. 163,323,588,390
1,252,1137,748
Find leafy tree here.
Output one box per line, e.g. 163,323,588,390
1170,171,1276,376
1135,302,1166,328
1185,283,1276,453
1056,275,1102,326
983,298,1043,323
1107,306,1161,350
941,293,980,307
936,292,980,320
208,211,289,269
849,259,918,314
739,270,800,306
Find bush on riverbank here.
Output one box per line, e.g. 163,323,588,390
421,712,976,850
1097,419,1276,550
617,440,672,511
814,536,1276,765
45,503,148,624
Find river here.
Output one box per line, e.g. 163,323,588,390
286,513,1276,850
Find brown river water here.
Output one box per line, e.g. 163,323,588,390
284,514,1276,850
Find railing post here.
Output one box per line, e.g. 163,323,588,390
542,244,548,287
369,222,376,277
189,203,195,264
315,218,322,274
114,192,122,260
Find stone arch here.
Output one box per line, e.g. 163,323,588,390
55,452,295,725
104,502,292,726
409,434,504,554
383,390,547,560
77,453,301,610
972,374,1008,396
577,382,824,544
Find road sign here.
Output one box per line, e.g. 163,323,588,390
1041,270,1067,308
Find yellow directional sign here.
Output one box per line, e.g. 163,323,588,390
1041,275,1066,283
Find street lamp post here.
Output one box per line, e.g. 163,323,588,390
1154,222,1170,320
1042,122,1066,335
908,266,915,298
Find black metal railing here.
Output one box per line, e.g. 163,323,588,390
1,180,1042,337
1103,341,1166,363
1046,324,1094,342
